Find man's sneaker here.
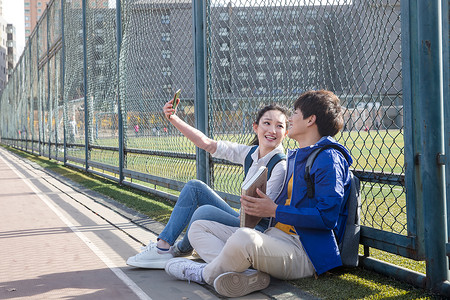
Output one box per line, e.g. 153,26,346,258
172,241,194,257
213,269,270,298
165,258,206,284
126,243,173,269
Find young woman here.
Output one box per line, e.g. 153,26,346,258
126,96,289,269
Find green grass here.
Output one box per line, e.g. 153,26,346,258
2,144,444,299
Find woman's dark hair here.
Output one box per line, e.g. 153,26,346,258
250,104,289,145
293,90,344,137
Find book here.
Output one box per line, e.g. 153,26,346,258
240,166,268,228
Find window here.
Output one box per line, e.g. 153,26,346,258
255,26,265,35
290,56,301,64
95,44,103,51
237,26,247,34
96,59,105,68
273,25,282,35
218,28,228,36
238,72,248,80
254,10,264,20
237,57,248,65
274,71,283,80
306,10,317,18
37,2,42,6
95,13,104,22
291,41,301,49
256,57,266,65
161,15,170,24
273,10,282,19
291,10,300,18
307,40,315,49
220,43,229,51
221,74,231,81
25,2,30,6
161,32,170,42
25,23,31,28
240,87,251,93
255,41,264,50
292,71,301,80
162,50,171,59
219,12,229,21
238,42,247,50
290,25,299,33
254,87,267,95
272,41,282,49
163,84,172,92
310,55,316,63
220,58,230,66
162,67,171,76
237,11,247,20
25,16,30,21
306,24,315,34
256,72,266,80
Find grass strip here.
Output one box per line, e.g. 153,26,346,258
2,145,442,299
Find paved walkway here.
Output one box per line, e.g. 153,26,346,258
0,147,316,300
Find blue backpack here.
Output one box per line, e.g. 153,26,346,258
244,145,286,180
304,144,361,267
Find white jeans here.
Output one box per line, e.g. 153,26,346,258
188,220,315,285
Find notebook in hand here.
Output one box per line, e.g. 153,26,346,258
240,166,268,228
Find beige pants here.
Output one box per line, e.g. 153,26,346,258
188,220,315,285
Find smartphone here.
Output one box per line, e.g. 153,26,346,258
171,89,181,116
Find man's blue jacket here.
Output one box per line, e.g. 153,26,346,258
273,136,352,275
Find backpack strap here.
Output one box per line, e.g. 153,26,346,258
244,145,286,180
266,153,286,180
244,145,258,177
304,144,346,198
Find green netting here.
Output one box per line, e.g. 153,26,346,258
120,0,196,181
204,0,404,234
63,0,86,160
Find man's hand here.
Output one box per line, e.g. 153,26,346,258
241,188,277,218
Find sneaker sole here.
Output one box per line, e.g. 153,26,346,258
213,270,270,298
126,259,168,269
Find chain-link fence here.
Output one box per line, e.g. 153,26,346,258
1,0,448,294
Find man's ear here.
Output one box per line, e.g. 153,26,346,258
307,115,316,126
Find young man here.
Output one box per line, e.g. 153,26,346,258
164,90,353,298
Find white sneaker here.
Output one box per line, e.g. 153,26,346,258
165,258,206,284
213,269,270,298
126,243,173,269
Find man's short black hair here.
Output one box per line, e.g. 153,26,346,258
294,90,344,137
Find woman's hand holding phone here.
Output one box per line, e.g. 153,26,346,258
163,89,181,120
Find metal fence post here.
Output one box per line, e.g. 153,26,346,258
417,0,449,291
29,41,34,155
61,0,66,164
116,0,124,184
441,0,450,293
37,29,42,156
192,0,209,184
47,6,51,159
82,0,89,171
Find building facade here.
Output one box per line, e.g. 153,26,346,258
6,24,15,80
24,0,51,39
